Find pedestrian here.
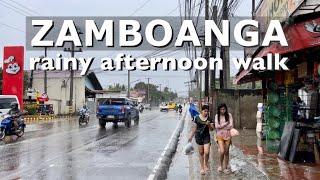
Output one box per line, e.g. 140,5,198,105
215,103,233,174
188,104,214,175
189,103,199,121
256,103,264,155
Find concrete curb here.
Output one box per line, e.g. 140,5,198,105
148,111,187,180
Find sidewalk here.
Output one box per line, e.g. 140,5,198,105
167,114,267,180
168,112,320,180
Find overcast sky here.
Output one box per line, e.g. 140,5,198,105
0,0,251,96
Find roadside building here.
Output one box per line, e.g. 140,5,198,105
30,71,103,115
235,0,320,163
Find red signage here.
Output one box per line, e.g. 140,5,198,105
257,17,320,58
37,92,49,102
2,46,24,110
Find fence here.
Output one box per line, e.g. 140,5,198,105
213,89,263,129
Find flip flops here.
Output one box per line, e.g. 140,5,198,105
200,169,206,175
223,169,231,175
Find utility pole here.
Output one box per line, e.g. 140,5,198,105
158,83,162,92
204,0,210,103
44,47,47,94
29,69,33,89
211,5,218,117
252,0,255,18
64,41,82,114
251,0,256,89
221,0,230,89
147,78,150,104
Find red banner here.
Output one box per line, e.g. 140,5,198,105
2,46,24,110
257,17,320,58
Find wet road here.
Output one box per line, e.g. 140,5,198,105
0,109,182,180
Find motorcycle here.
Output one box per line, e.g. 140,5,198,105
179,108,183,115
0,114,26,140
78,110,89,125
139,105,144,113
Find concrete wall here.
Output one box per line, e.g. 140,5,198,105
214,89,263,129
32,77,85,115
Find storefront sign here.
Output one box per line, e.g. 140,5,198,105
297,62,307,78
245,0,304,58
284,71,295,85
2,46,24,109
256,0,304,31
256,17,320,58
37,92,49,102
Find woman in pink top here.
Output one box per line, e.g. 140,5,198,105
215,103,233,174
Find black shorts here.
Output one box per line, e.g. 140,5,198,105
195,133,211,145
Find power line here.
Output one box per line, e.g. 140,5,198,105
0,22,25,32
130,0,153,16
0,0,33,16
6,0,40,15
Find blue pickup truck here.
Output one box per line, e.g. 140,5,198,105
96,98,139,128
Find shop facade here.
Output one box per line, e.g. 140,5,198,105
235,1,320,163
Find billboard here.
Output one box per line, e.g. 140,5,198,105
244,0,305,57
256,0,304,32
2,46,25,110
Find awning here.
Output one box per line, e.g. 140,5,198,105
234,16,320,85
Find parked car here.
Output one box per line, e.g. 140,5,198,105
0,95,20,120
144,103,151,110
159,103,169,112
96,98,139,128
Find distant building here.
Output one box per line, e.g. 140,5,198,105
29,71,102,115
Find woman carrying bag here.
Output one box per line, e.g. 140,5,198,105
215,103,236,174
188,105,214,175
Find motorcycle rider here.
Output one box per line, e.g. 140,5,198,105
7,102,22,131
178,104,183,114
139,103,144,112
79,105,89,114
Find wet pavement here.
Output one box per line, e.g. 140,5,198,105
0,109,182,180
167,114,267,180
168,112,320,180
232,130,320,180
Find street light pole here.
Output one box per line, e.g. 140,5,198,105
127,70,130,98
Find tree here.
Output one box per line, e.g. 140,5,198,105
133,82,178,105
107,83,127,91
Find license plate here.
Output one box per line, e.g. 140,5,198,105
107,115,115,119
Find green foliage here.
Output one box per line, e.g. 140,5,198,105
107,83,126,91
133,82,177,104
24,103,38,115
